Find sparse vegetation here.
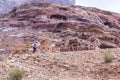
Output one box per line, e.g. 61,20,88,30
0,54,6,61
9,69,25,80
104,53,114,63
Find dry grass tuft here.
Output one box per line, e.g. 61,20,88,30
0,54,6,61
104,53,114,63
9,69,25,80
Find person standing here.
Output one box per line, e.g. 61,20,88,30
33,42,37,53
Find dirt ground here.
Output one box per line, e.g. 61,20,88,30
0,48,120,80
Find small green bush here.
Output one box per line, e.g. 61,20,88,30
9,69,25,80
104,53,114,63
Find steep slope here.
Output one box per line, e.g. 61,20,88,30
0,3,120,53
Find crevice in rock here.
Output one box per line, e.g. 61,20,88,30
50,14,67,21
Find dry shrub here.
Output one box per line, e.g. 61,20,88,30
104,53,114,63
0,54,6,61
9,69,25,80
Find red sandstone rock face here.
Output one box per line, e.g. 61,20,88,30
0,3,120,52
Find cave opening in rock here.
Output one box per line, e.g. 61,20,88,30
50,14,67,21
99,43,116,49
103,21,112,28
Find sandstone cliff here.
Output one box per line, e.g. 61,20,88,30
0,2,120,53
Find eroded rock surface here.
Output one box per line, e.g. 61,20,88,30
0,3,120,52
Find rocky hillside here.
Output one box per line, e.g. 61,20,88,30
1,3,120,80
0,2,120,54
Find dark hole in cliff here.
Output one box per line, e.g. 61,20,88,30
77,18,89,22
103,21,112,28
99,44,115,49
80,33,88,39
50,14,67,21
59,7,69,11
